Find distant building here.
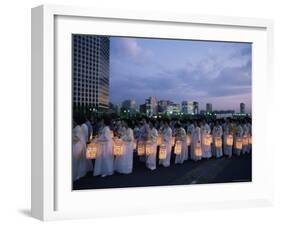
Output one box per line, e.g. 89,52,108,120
240,103,245,113
145,96,158,116
72,35,110,112
158,100,169,113
121,99,137,115
181,101,198,114
193,102,199,114
213,110,235,119
139,103,147,115
167,103,181,114
206,103,212,113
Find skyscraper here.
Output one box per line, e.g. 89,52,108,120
145,96,158,116
240,103,245,113
193,101,199,114
121,99,137,114
182,101,195,114
72,35,110,112
206,103,212,113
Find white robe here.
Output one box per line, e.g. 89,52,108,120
72,125,92,181
94,126,114,176
223,126,233,157
81,123,89,144
234,125,243,156
191,127,202,161
175,128,188,164
242,124,250,154
159,127,172,167
114,128,134,174
201,124,212,159
212,125,223,158
146,128,158,170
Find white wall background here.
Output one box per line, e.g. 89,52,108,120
0,0,280,225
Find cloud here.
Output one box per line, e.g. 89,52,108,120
109,38,252,111
112,38,153,64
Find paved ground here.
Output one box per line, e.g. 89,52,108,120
73,151,252,190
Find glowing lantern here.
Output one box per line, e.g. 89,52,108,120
159,144,167,160
174,140,182,155
214,137,222,148
86,142,99,159
133,141,137,150
226,135,234,146
145,141,153,156
137,142,145,156
248,136,252,145
203,134,212,146
242,136,249,146
235,138,243,149
171,136,176,146
113,138,124,156
157,136,162,146
186,134,192,146
195,142,202,157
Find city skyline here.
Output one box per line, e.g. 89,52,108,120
109,37,252,113
117,96,246,114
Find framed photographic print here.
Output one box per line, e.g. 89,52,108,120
31,4,274,221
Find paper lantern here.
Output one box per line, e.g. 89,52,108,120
113,138,124,156
145,141,153,156
171,136,176,146
242,136,249,146
235,138,243,149
203,134,212,146
86,142,99,159
186,134,192,146
157,136,162,146
226,135,234,146
137,142,145,156
159,145,167,160
248,136,252,145
195,142,202,157
174,140,182,155
214,137,222,148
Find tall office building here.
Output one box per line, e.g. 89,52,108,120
182,101,195,114
206,103,212,113
240,103,245,113
145,96,158,116
121,99,137,114
72,35,110,112
193,101,199,114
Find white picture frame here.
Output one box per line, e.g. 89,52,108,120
31,4,274,221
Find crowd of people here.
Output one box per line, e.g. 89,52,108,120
72,114,252,182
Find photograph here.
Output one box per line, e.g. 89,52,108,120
71,34,252,190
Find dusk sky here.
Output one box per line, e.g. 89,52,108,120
109,37,252,113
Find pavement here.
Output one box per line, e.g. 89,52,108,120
73,151,252,190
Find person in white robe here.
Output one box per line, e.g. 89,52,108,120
114,121,134,174
223,123,233,158
146,122,158,170
81,122,89,144
242,122,250,154
139,118,150,162
212,122,223,158
247,122,252,153
233,123,244,156
94,118,114,177
191,124,202,161
201,121,212,159
159,120,172,167
175,123,188,164
72,121,92,182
